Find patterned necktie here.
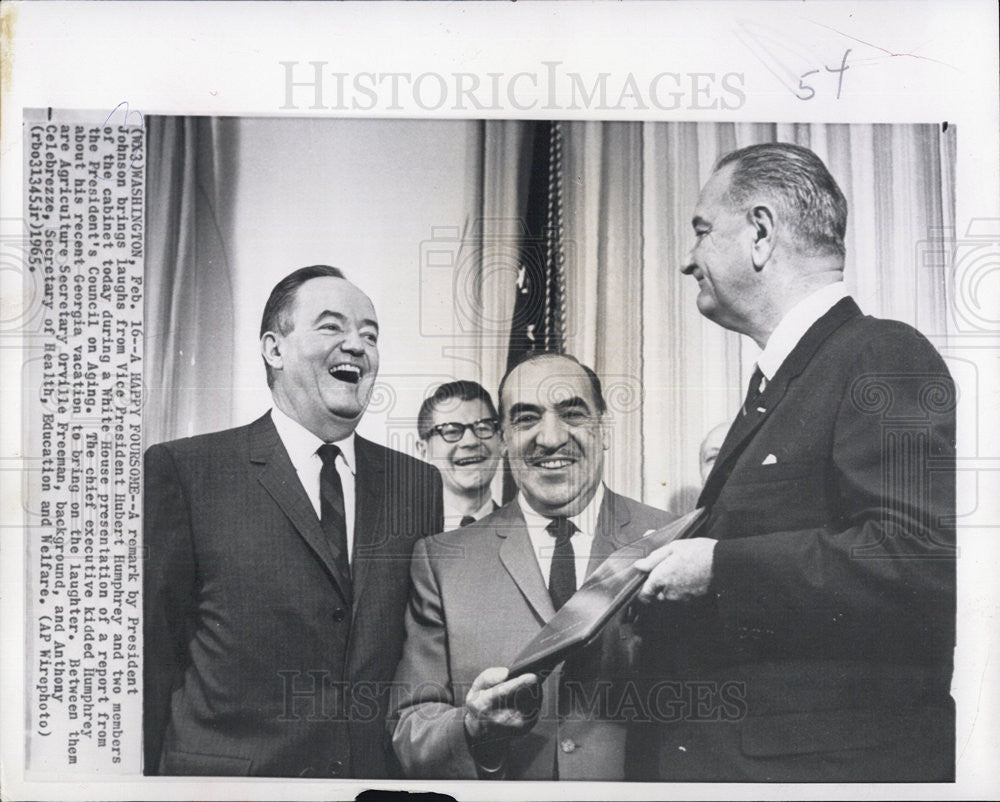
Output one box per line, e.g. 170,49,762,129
546,517,578,611
317,444,352,602
741,365,766,416
460,515,476,527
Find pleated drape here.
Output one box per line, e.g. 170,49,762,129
545,121,955,510
143,119,953,510
144,116,239,447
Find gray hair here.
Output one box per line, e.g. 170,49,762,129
716,142,847,258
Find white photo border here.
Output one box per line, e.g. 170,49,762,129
2,2,998,800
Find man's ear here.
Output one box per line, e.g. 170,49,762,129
261,332,282,371
415,439,427,460
748,204,776,270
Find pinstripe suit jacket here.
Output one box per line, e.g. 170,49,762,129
143,412,443,777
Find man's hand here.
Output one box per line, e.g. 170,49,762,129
463,667,541,744
635,537,718,603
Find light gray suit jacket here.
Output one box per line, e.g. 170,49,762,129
390,489,676,779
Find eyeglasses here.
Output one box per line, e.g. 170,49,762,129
428,418,499,443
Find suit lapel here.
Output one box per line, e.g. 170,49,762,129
497,503,556,624
348,436,385,620
497,491,639,621
699,297,862,508
587,489,633,577
250,412,353,605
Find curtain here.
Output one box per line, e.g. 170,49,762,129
560,121,653,503
475,121,533,396
142,119,954,512
549,122,955,512
144,117,239,447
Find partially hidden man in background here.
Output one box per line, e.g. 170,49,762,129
391,353,677,779
628,143,956,781
143,265,444,777
416,380,501,530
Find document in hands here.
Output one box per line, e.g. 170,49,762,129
507,507,708,677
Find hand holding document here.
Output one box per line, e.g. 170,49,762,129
462,667,542,775
463,667,542,742
634,535,718,603
508,507,707,677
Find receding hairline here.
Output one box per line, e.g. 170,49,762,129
706,144,847,257
268,275,376,336
500,354,604,414
691,163,740,223
503,353,586,385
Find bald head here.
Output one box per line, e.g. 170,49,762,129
699,421,730,483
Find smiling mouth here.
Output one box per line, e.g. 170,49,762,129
453,455,487,466
329,363,362,384
529,456,576,470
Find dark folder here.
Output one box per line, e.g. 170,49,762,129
507,506,707,677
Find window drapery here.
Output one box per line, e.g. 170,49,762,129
144,116,239,448
144,118,953,509
520,121,954,509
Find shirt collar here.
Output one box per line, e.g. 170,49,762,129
458,496,493,521
757,282,849,381
445,495,496,523
270,405,357,476
516,483,606,537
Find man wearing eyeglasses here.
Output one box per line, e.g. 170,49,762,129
390,353,676,780
416,381,501,531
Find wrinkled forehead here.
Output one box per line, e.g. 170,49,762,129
430,397,492,425
292,276,378,323
503,358,597,410
694,163,737,217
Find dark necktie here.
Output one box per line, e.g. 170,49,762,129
546,517,578,611
741,365,766,416
460,515,476,527
317,444,352,602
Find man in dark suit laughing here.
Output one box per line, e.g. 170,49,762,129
629,143,956,782
143,265,443,778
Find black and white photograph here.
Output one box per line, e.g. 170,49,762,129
138,117,958,784
3,2,999,800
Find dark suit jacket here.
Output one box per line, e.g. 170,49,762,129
143,411,443,778
628,298,956,782
390,490,676,780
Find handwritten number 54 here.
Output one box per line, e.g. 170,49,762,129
797,49,851,101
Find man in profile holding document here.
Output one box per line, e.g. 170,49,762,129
390,352,676,780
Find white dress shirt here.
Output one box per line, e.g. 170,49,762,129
517,483,605,590
444,496,497,532
270,405,358,562
755,282,850,389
